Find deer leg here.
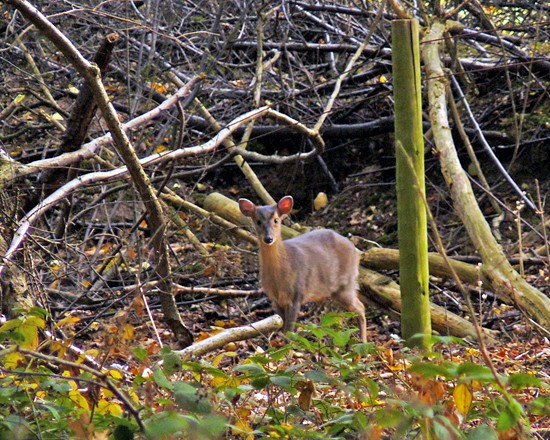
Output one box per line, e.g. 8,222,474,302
336,292,367,342
272,303,284,318
282,302,300,333
351,297,367,342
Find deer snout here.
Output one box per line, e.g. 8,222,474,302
263,235,275,245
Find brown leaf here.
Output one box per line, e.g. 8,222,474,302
296,380,315,411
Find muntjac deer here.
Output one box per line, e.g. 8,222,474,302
239,195,367,342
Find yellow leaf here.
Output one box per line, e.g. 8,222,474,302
212,374,241,389
50,260,61,272
4,352,25,370
453,383,473,415
49,341,67,357
154,144,169,154
108,369,124,380
232,414,254,439
102,389,114,398
14,94,26,105
127,389,140,405
97,399,123,416
212,352,225,368
122,324,135,340
69,389,90,410
85,349,99,358
54,315,81,329
9,146,22,157
99,243,113,254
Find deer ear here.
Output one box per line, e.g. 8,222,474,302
277,196,294,215
239,198,256,217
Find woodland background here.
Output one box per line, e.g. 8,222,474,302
0,0,548,438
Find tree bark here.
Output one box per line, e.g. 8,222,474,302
421,20,550,330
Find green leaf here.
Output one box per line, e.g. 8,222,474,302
29,307,48,319
305,370,330,383
267,345,292,361
173,382,211,414
496,399,523,431
232,363,265,375
152,366,174,391
250,375,270,389
363,377,379,402
375,409,404,428
320,312,343,327
284,364,303,373
333,330,351,347
429,334,467,346
204,367,229,379
0,318,22,332
354,410,369,431
409,362,453,378
145,411,189,437
113,424,135,440
161,348,182,374
133,347,148,362
353,342,376,356
198,415,227,438
507,373,542,389
286,333,315,350
270,375,292,388
24,315,46,329
457,363,496,382
433,415,461,439
432,417,454,440
530,395,550,415
467,425,498,440
8,330,26,343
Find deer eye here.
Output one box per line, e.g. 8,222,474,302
256,220,261,226
274,218,279,224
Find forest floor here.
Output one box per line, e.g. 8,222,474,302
72,158,550,437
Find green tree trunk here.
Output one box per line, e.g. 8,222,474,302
392,19,432,348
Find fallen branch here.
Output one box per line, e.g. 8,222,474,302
175,315,283,360
361,247,486,285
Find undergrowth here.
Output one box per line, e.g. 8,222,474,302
0,308,548,439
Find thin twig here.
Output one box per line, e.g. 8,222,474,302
450,75,536,211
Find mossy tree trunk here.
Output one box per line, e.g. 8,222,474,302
392,19,432,349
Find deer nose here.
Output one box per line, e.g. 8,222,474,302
263,236,274,245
